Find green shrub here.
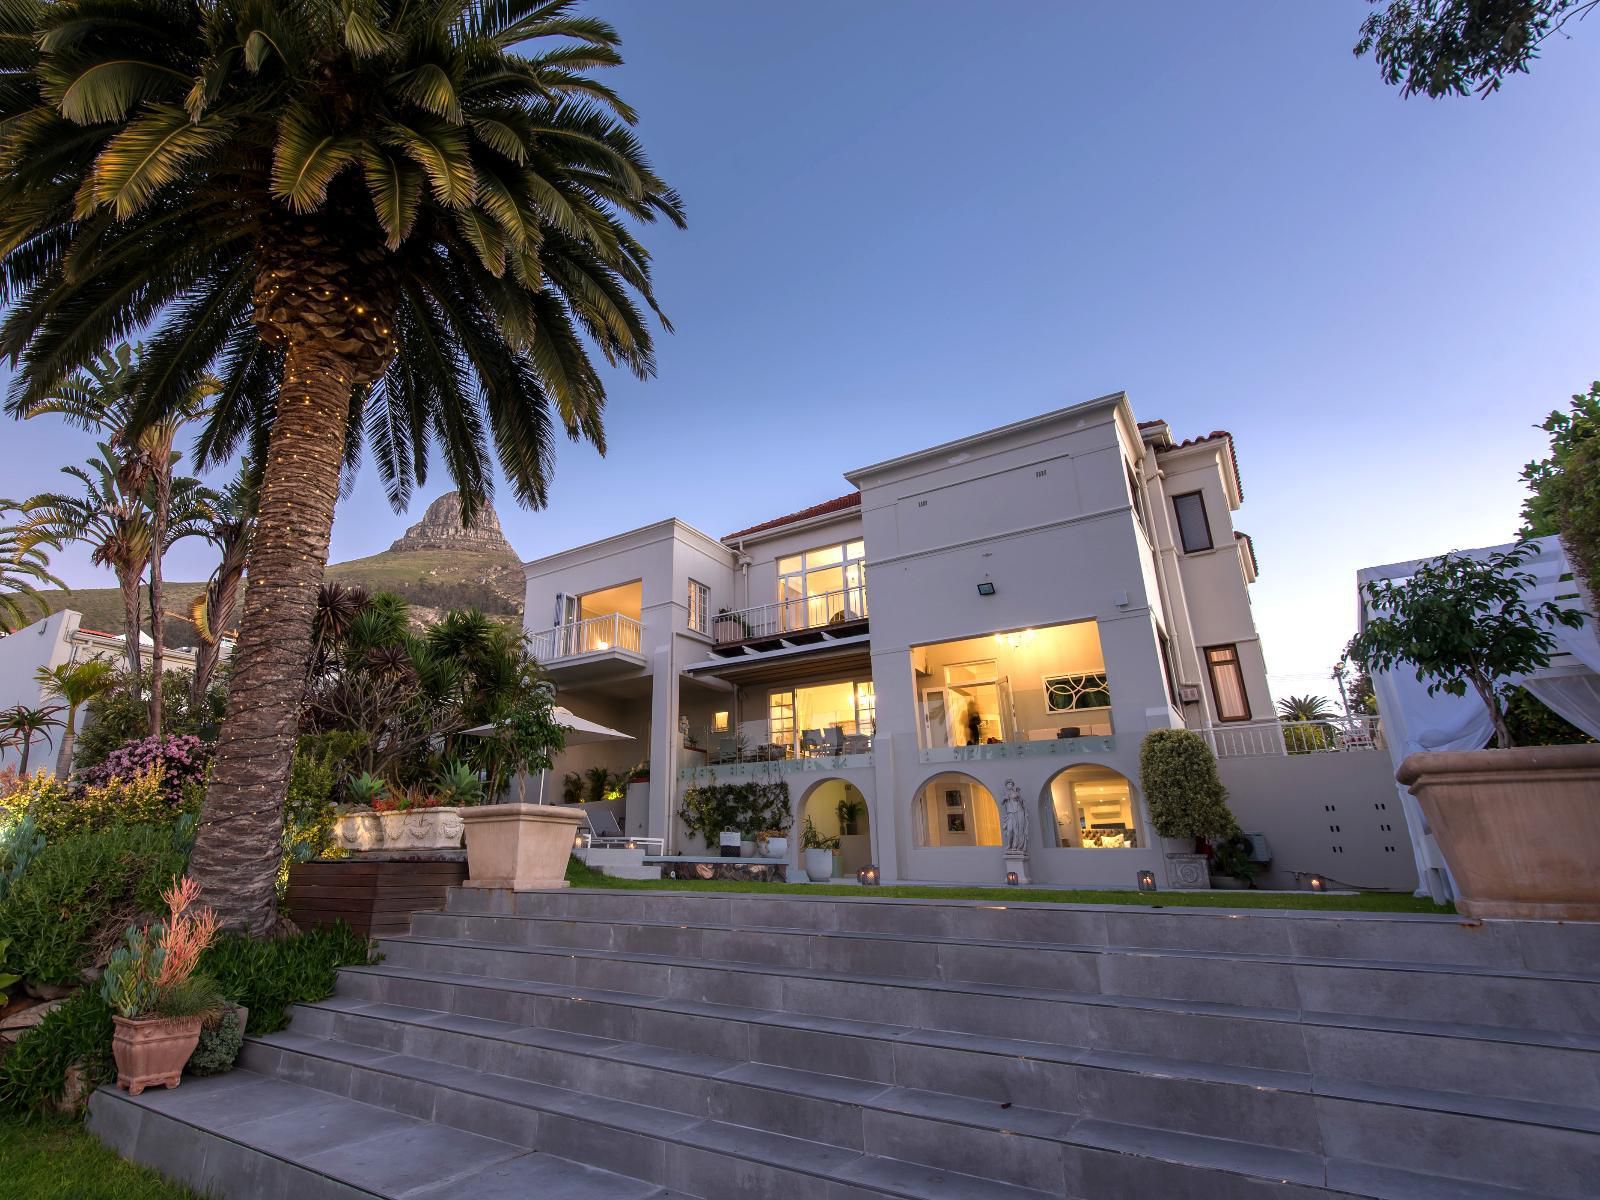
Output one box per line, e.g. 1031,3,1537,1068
679,781,790,845
0,813,44,901
0,823,187,987
200,923,375,1035
24,766,196,841
0,989,115,1115
279,733,365,894
187,1009,243,1077
1139,729,1240,844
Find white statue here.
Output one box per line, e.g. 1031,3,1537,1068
679,715,691,744
1000,779,1029,854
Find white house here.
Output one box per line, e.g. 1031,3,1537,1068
526,393,1412,889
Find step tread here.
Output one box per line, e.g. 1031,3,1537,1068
422,908,1600,983
288,996,1600,1135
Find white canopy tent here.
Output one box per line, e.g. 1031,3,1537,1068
462,706,633,803
1356,535,1600,903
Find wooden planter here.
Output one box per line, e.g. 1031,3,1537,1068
286,859,467,937
333,808,464,853
111,1014,204,1095
461,803,586,890
1398,744,1600,921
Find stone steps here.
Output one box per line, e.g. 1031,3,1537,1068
90,890,1600,1198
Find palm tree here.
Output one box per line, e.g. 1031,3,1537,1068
189,466,258,709
24,344,212,735
1277,694,1339,723
0,703,63,775
1,1,681,931
21,447,153,683
35,658,116,776
0,506,65,633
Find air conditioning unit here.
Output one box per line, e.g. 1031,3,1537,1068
1177,683,1201,704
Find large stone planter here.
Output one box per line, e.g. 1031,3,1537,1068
111,1014,204,1095
1397,744,1600,921
461,803,586,890
333,807,464,853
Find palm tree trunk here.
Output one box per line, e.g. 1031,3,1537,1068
18,736,31,775
120,573,143,685
188,341,355,934
148,471,169,737
56,706,77,777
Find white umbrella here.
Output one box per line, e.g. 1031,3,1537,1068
463,707,633,802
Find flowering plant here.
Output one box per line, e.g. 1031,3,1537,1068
100,877,224,1020
372,785,445,813
83,734,209,803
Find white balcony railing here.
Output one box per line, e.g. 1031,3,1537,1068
713,583,868,646
1198,717,1384,759
529,612,643,664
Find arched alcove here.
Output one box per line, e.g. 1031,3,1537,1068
1041,764,1141,849
912,772,1000,847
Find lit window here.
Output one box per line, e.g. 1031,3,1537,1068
1173,492,1213,553
687,579,709,634
1205,644,1251,722
712,711,730,733
776,539,868,632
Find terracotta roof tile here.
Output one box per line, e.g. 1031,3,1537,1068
724,492,861,542
1234,530,1259,576
1156,429,1243,501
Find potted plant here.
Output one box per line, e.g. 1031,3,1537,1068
1208,834,1258,889
836,795,864,836
461,683,582,890
102,878,224,1095
801,817,839,883
713,608,750,642
332,770,466,853
1351,541,1598,920
1140,729,1241,889
756,829,789,859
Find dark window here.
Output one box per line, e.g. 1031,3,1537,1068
1158,632,1179,706
1125,462,1147,532
1173,492,1213,553
1204,644,1251,722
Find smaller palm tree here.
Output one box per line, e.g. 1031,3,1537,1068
0,704,64,775
1277,695,1338,723
35,659,117,777
0,506,65,633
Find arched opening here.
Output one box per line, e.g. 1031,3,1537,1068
913,773,1000,848
1043,765,1141,849
799,779,872,875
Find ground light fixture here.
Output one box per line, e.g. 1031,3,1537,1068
1309,874,1327,893
1006,871,1020,886
1137,870,1156,892
857,865,880,886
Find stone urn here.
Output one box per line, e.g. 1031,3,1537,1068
333,807,464,853
111,1014,205,1095
461,803,586,890
803,848,833,883
1397,744,1600,921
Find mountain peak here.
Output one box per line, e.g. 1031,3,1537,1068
388,492,513,555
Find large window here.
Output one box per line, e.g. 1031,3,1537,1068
777,539,866,631
688,579,709,634
1047,766,1139,848
767,679,875,756
1204,644,1251,722
1172,492,1213,553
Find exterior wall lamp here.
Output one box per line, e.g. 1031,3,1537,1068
976,581,996,596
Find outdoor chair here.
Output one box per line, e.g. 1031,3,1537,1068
582,810,663,855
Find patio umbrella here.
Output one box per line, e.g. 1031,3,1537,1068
462,708,633,802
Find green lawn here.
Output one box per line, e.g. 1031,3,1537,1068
564,860,1453,914
0,1115,201,1200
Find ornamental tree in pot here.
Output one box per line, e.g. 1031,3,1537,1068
1139,729,1240,890
1350,541,1598,920
101,877,224,1095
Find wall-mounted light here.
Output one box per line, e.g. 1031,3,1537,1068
625,839,637,851
976,581,997,597
1137,870,1156,893
857,865,880,886
1308,874,1326,893
1006,871,1020,886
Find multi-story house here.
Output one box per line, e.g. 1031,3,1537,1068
524,392,1275,886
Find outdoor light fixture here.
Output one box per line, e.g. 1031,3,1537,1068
976,581,997,596
857,865,880,886
573,834,586,849
625,839,637,850
1309,874,1327,893
1137,870,1156,892
1006,871,1020,886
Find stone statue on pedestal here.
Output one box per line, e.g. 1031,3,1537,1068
1000,779,1029,854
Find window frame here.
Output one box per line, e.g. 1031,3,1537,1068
1203,643,1252,723
1172,491,1214,553
687,578,709,635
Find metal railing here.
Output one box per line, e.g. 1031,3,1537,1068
684,718,875,765
713,583,869,645
1198,717,1384,758
529,612,643,663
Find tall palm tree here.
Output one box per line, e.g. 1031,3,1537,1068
1277,694,1339,723
35,658,116,776
189,465,258,709
1,1,681,932
24,343,212,735
21,447,153,683
0,505,65,633
0,703,63,775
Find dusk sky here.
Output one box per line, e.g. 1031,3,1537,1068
6,1,1597,704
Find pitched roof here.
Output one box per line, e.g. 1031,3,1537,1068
723,492,861,542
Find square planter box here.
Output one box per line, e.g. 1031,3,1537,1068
461,803,586,890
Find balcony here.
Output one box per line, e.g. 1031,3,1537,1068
711,584,868,653
678,718,874,782
529,612,645,680
1197,717,1384,759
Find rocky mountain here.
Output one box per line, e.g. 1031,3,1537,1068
34,491,526,646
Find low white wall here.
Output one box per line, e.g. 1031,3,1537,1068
1220,752,1416,892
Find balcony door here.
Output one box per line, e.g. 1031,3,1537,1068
777,539,866,633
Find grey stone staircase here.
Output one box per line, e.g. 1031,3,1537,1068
91,889,1600,1199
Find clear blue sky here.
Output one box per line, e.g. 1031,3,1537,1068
6,1,1598,703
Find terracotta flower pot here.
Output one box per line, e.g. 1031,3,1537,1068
1397,744,1600,921
460,803,586,890
111,1014,204,1095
